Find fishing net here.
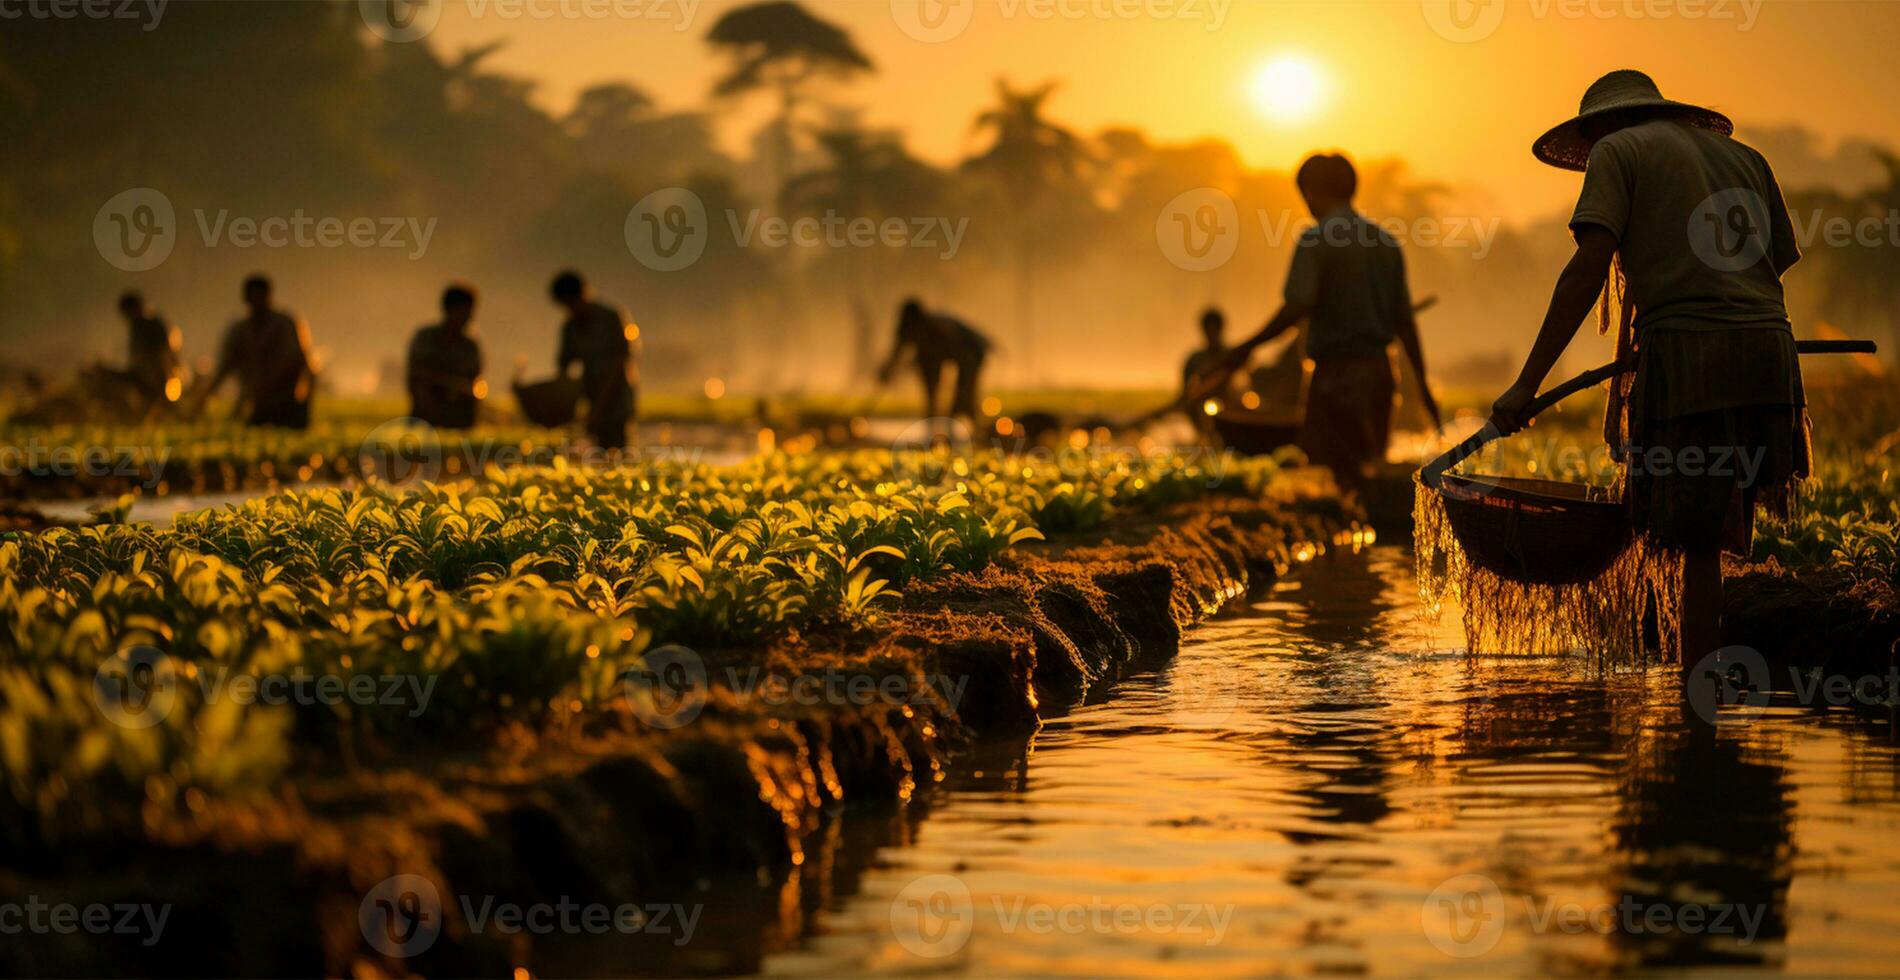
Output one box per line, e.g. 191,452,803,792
1414,263,1684,665
1414,472,1682,664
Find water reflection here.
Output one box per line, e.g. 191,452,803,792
731,547,1900,977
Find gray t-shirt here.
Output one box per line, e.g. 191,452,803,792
1571,119,1799,331
1284,206,1413,361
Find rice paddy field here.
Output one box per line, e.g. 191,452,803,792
0,375,1895,976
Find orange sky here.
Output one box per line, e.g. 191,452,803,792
426,0,1900,221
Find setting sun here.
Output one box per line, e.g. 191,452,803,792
1248,55,1330,125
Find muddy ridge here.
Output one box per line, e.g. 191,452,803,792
0,494,1353,978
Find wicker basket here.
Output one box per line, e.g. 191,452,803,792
513,377,583,428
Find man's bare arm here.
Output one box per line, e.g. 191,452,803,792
1395,308,1440,428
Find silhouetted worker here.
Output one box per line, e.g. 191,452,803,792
1489,69,1810,670
552,270,638,449
1235,153,1439,491
203,274,316,429
116,289,182,413
878,299,991,433
407,283,485,430
1180,307,1241,438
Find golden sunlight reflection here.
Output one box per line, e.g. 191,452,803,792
765,548,1900,977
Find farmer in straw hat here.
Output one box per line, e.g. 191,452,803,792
1488,69,1808,670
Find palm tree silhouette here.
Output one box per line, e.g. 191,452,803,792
966,78,1090,378
784,121,944,379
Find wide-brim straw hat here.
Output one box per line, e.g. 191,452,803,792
1534,69,1733,171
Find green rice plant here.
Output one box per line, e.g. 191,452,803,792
0,446,1289,841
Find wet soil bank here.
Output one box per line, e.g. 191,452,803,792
1724,564,1899,680
0,493,1355,978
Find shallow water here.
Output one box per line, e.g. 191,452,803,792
749,547,1900,977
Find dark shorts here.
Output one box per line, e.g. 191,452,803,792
1625,327,1810,554
1299,355,1394,482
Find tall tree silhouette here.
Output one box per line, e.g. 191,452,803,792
705,1,873,203
966,79,1090,377
784,122,944,378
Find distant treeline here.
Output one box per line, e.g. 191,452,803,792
1,1,1894,393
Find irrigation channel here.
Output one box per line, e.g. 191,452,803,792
607,546,1900,978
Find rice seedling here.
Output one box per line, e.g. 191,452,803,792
0,447,1284,843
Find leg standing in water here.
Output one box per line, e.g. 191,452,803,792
1489,70,1809,671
